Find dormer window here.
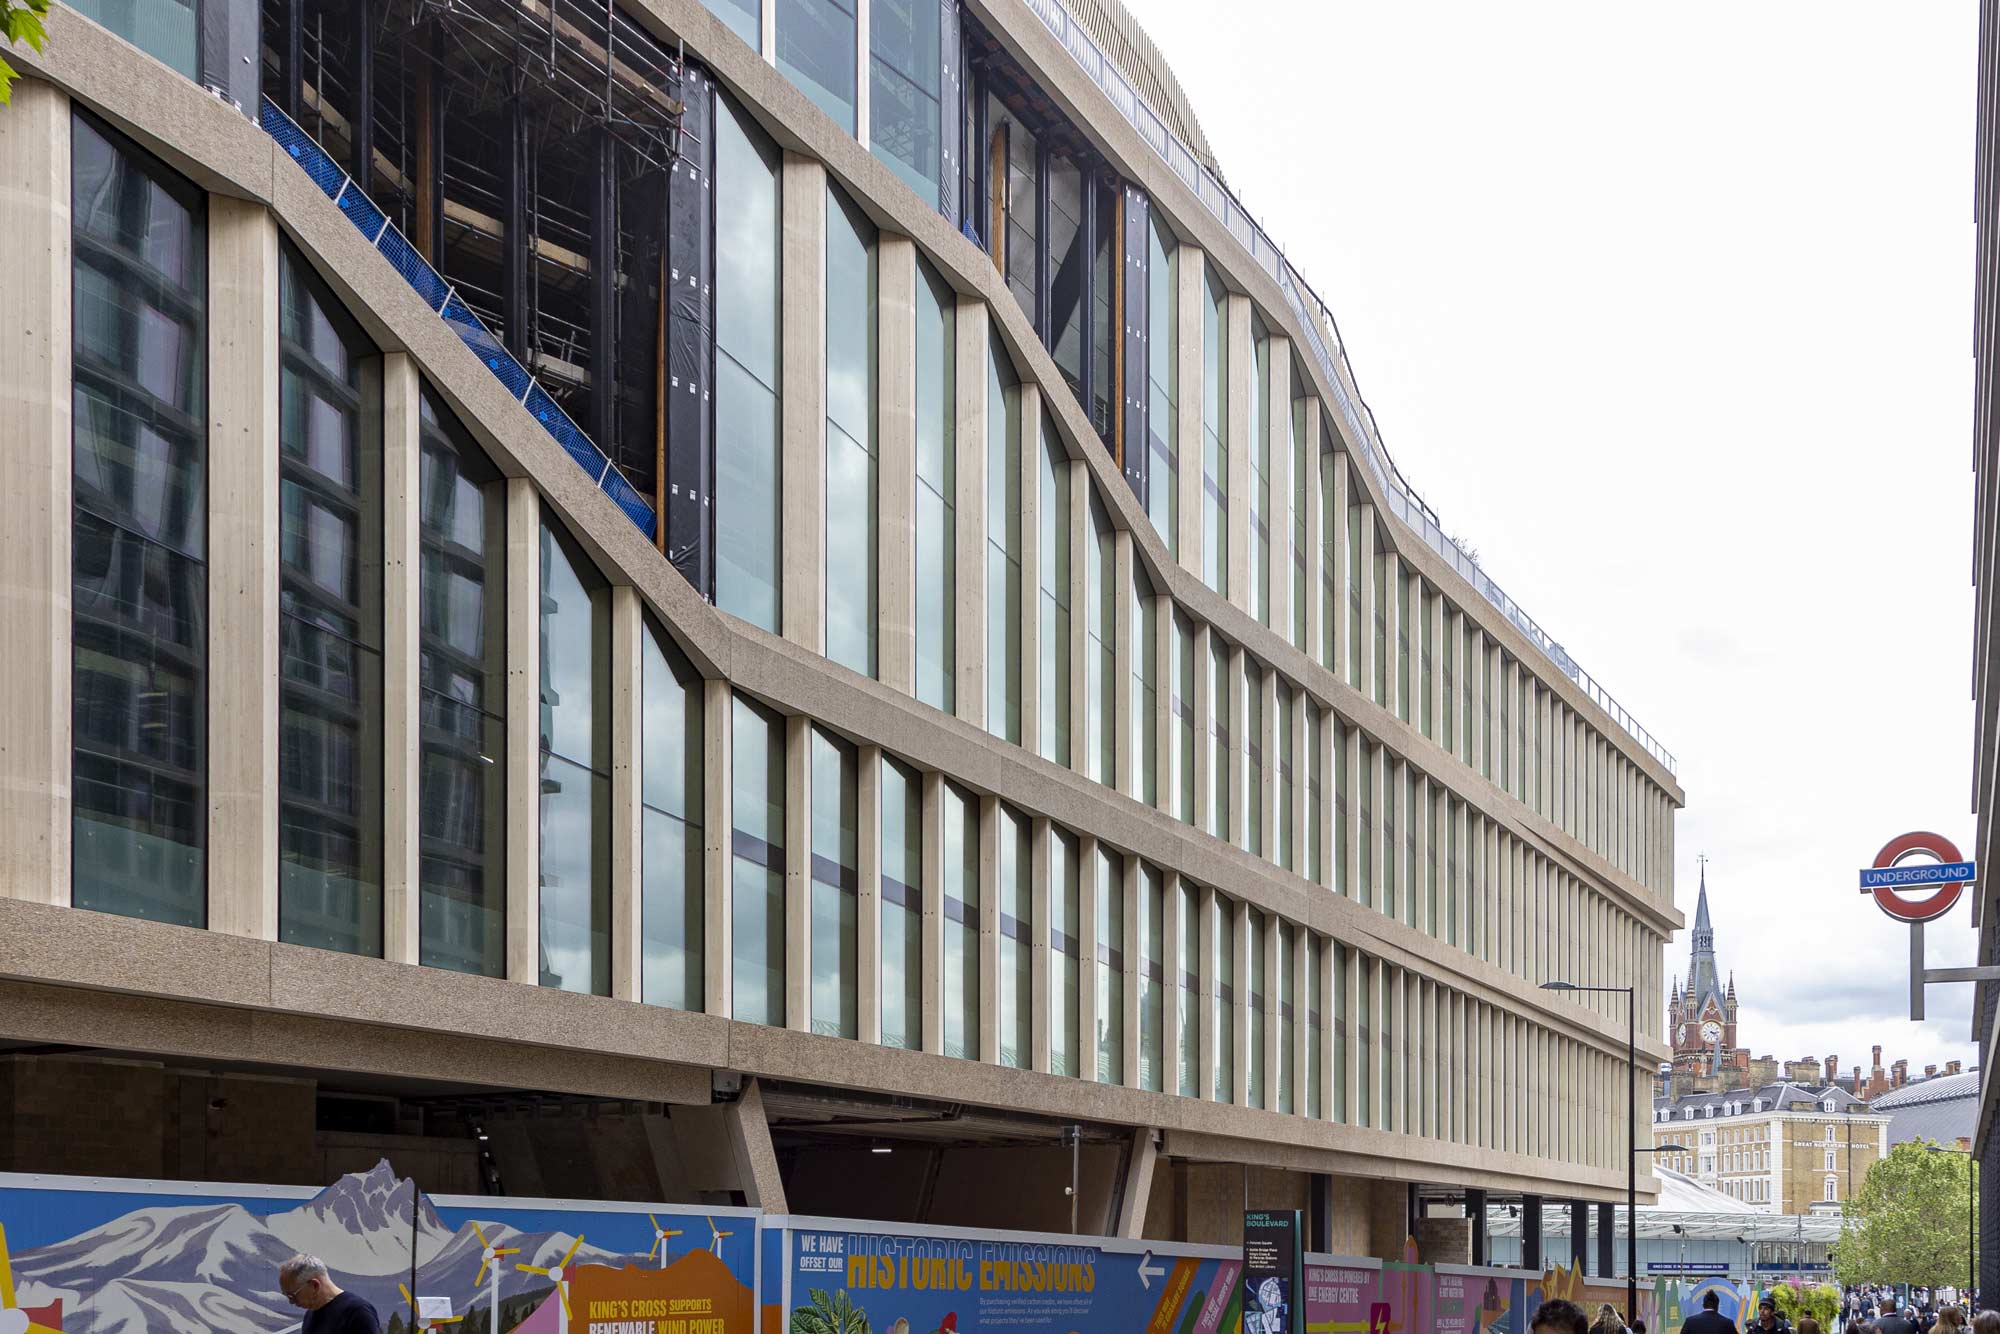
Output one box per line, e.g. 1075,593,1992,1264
1753,1098,1765,1111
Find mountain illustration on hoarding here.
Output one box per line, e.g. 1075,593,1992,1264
6,1160,655,1334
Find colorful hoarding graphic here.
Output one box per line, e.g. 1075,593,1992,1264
782,1222,1241,1334
0,1163,757,1334
1302,1260,1379,1334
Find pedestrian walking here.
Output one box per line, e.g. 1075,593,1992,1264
1684,1291,1738,1334
1879,1306,1922,1334
278,1254,381,1334
1591,1303,1627,1334
1532,1300,1591,1334
1753,1297,1793,1334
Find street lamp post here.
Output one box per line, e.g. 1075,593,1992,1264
1925,1145,1977,1307
1541,981,1637,1323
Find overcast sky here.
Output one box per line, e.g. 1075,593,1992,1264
1123,1,1984,1077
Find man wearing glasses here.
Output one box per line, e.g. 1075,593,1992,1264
278,1253,381,1333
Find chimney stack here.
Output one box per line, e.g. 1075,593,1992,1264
1926,1064,1939,1079
1891,1059,1909,1088
1872,1044,1883,1069
1948,1060,1963,1075
1828,1053,1840,1083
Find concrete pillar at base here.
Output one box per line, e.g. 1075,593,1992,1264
1522,1194,1544,1271
1115,1128,1158,1239
1598,1200,1616,1281
1365,1178,1409,1263
1417,1215,1471,1266
1467,1187,1489,1265
0,78,70,910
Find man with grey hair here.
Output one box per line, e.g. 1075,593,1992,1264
278,1253,380,1332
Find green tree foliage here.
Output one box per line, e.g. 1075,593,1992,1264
1770,1282,1841,1330
1834,1140,1978,1289
0,0,50,104
790,1287,871,1334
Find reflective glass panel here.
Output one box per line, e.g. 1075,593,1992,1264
642,617,704,1009
716,98,783,630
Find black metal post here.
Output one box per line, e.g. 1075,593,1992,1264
590,127,617,450
351,0,374,196
1628,987,1637,1323
1467,1188,1488,1267
281,0,303,119
503,96,529,362
1523,1195,1543,1272
1597,1201,1615,1283
1571,1199,1589,1274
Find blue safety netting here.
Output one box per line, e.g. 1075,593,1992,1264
259,97,658,543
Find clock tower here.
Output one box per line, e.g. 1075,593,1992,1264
1666,862,1748,1093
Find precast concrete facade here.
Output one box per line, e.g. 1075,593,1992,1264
0,0,1682,1256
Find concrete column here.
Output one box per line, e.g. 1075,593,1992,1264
1314,929,1335,1119
780,154,826,655
205,195,281,939
1383,552,1401,720
784,714,813,1032
1389,965,1406,1133
1470,629,1487,777
1429,589,1447,746
1302,400,1324,665
1289,919,1309,1112
1176,250,1205,574
1358,507,1377,702
1122,854,1143,1089
1258,668,1278,864
954,301,987,727
724,1078,789,1211
1369,744,1386,913
1268,338,1292,642
505,480,541,985
0,78,69,909
920,770,945,1053
1030,817,1052,1073
1342,944,1362,1125
609,585,644,1000
704,679,733,1015
1116,1127,1159,1239
1153,594,1174,817
1161,871,1183,1093
380,355,422,965
1314,707,1335,889
878,236,917,696
1231,896,1251,1107
1113,530,1135,798
978,794,1001,1063
1366,956,1384,1129
858,745,883,1044
1343,724,1362,899
1077,833,1101,1082
1225,295,1252,617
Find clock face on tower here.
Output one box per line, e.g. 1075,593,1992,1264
1701,1020,1722,1044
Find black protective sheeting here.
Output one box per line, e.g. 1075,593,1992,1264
663,64,716,597
938,0,961,233
1121,184,1149,504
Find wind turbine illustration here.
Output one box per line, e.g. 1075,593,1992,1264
648,1215,684,1269
400,1282,465,1331
517,1233,585,1322
704,1218,732,1258
471,1221,520,1334
0,1223,63,1334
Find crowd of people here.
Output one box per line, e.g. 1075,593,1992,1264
1527,1285,1992,1334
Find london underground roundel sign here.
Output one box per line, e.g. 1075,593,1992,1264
1859,831,1974,923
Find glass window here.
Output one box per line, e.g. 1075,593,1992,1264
987,96,1038,323
537,516,611,994
1244,661,1264,858
1397,571,1412,723
641,617,703,1008
1332,715,1346,896
942,781,979,1058
1292,395,1309,652
1333,945,1348,1122
1048,155,1088,406
278,241,384,959
1085,493,1114,784
1249,326,1269,626
1177,878,1199,1098
1277,686,1295,874
1404,765,1419,929
777,0,857,133
1051,828,1081,1077
1320,435,1337,670
1145,219,1177,553
1307,934,1324,1119
1130,568,1157,805
880,757,923,1050
1214,896,1235,1102
1420,583,1435,738
809,728,859,1037
1441,605,1456,752
1172,610,1196,824
986,330,1022,743
1382,760,1397,921
1096,847,1125,1085
1139,862,1164,1093
716,97,783,631
417,387,507,978
702,0,760,49
1357,958,1373,1128
915,260,956,712
1208,636,1230,838
1247,912,1266,1109
1358,741,1374,909
1038,417,1071,766
869,0,941,203
1200,274,1227,596
1277,925,1296,1116
825,185,878,678
70,111,208,929
1372,546,1388,707
69,0,197,77
1346,500,1362,687
731,695,786,1025
998,804,1031,1068
1306,704,1324,887
1089,175,1117,444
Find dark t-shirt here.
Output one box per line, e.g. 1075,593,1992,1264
303,1290,381,1334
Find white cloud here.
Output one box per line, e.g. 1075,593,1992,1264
1122,0,1983,1072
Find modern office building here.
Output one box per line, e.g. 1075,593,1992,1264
0,0,1682,1256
